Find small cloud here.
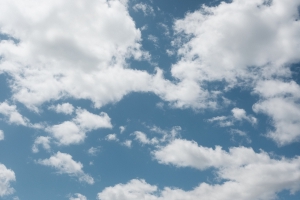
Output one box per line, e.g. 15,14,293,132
119,126,126,134
32,136,51,153
48,103,74,115
105,134,119,141
37,152,94,184
122,140,132,148
69,193,87,200
88,147,100,156
156,102,164,109
133,3,155,16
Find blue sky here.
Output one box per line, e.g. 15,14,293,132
0,0,300,199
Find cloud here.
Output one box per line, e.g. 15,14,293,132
231,108,257,125
0,102,28,125
119,126,126,134
37,152,94,184
97,139,300,200
132,131,158,145
47,108,112,145
88,147,100,156
0,130,4,141
122,140,132,148
49,103,74,115
32,136,51,153
207,108,257,127
0,163,16,197
133,3,155,16
253,80,300,145
69,193,87,200
105,134,119,142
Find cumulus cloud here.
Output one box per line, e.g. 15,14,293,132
133,3,155,16
98,139,300,200
37,152,94,184
0,163,16,197
231,108,257,125
0,102,28,125
253,80,300,145
119,126,126,134
0,130,4,141
32,136,51,153
47,108,112,145
69,193,87,200
48,103,74,115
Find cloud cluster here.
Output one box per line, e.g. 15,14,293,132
0,164,16,197
98,139,300,200
37,152,94,184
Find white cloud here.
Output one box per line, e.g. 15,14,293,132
69,193,87,200
88,147,100,156
48,121,84,146
98,139,300,200
147,35,159,46
32,136,51,153
37,152,94,184
47,108,112,145
119,126,126,134
207,108,257,127
0,163,16,197
0,102,28,125
231,108,257,125
122,140,132,148
133,3,155,16
49,103,74,115
105,134,119,141
0,130,4,141
253,80,300,145
132,131,158,145
73,108,112,131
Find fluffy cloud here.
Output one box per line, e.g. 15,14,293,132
47,108,112,145
231,108,257,125
32,136,51,153
69,193,87,200
37,152,94,184
88,147,100,156
49,103,74,115
253,80,300,145
0,102,28,125
0,164,16,197
98,139,300,200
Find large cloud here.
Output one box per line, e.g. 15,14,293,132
0,164,16,197
37,152,94,184
98,139,300,200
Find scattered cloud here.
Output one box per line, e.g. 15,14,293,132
119,126,126,134
0,102,28,126
0,163,16,197
69,193,87,200
97,139,300,200
133,3,155,16
105,134,119,142
49,103,74,115
88,147,100,156
122,140,132,148
37,152,94,184
32,136,51,153
253,80,300,145
47,109,112,145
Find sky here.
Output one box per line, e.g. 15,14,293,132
0,0,300,199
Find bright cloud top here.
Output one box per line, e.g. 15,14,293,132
0,164,16,197
37,152,94,184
